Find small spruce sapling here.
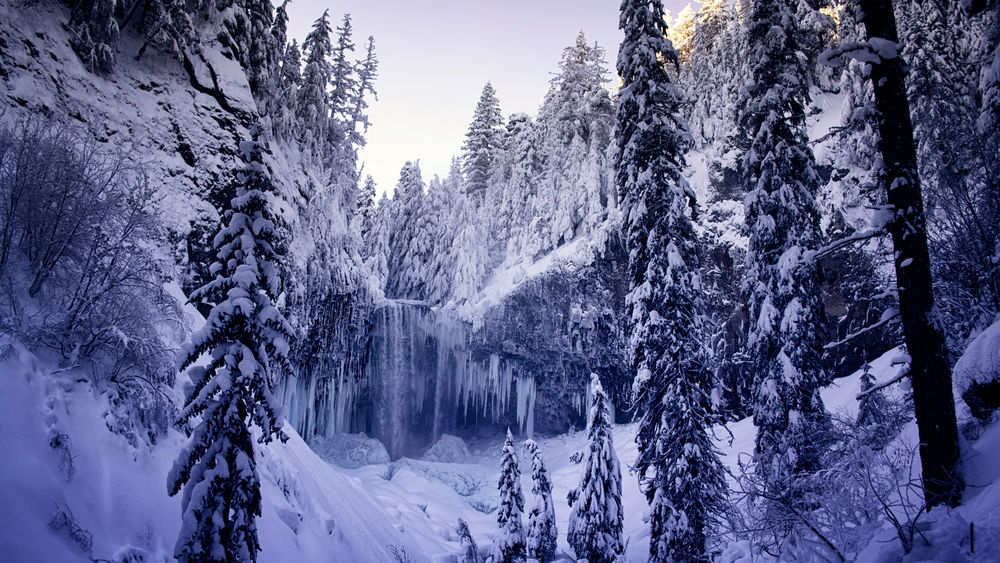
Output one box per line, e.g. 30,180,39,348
567,374,623,563
457,518,480,563
522,440,557,563
492,429,526,563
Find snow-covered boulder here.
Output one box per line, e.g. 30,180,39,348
422,434,472,463
954,319,1000,421
308,433,391,469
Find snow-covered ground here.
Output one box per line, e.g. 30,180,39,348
2,316,999,562
307,344,1000,562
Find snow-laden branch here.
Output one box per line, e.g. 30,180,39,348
819,38,901,68
825,309,900,350
856,366,909,400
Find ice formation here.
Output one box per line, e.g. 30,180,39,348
282,299,539,458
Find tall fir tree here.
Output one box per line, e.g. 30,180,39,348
363,192,391,297
327,14,357,146
616,0,727,560
738,0,831,533
349,36,379,145
462,83,505,205
385,161,430,299
567,374,623,563
522,440,557,563
533,32,615,254
297,11,333,152
273,39,301,139
492,429,526,563
168,125,291,563
356,174,378,234
68,0,119,73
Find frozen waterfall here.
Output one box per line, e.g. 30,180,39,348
282,299,539,458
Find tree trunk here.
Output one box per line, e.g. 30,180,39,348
856,0,963,507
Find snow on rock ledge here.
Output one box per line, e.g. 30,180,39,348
422,434,472,464
954,318,1000,421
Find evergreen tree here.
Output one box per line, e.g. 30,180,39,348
168,125,291,563
297,11,333,151
492,429,526,563
457,518,481,563
462,83,505,205
357,174,377,234
533,32,615,254
421,172,461,304
567,374,623,563
739,0,830,499
522,440,557,563
138,0,195,61
385,161,431,300
855,360,896,448
363,192,391,297
328,14,357,144
668,3,697,64
349,36,379,145
220,0,274,99
448,197,489,305
273,39,301,139
616,0,727,560
902,0,1000,323
68,0,119,73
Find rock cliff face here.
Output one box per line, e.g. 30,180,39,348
0,1,256,286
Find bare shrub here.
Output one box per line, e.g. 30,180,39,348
724,390,921,561
0,118,180,446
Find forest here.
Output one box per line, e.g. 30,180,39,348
0,0,998,561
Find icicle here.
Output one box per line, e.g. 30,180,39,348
516,375,536,437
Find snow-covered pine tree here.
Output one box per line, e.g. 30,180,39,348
855,360,895,448
349,36,379,145
421,172,461,304
492,429,526,563
262,0,291,119
385,161,430,300
220,0,274,100
457,518,481,563
138,0,195,61
738,0,831,531
168,124,291,563
68,0,119,73
499,113,543,260
566,374,623,563
273,39,301,139
327,14,357,146
448,197,490,306
532,32,615,254
297,11,333,153
363,192,391,297
356,175,377,234
615,0,727,560
901,0,1000,326
462,83,505,205
667,3,697,64
522,440,557,563
681,0,734,145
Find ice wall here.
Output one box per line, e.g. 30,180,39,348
284,299,539,458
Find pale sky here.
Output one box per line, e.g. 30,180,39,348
286,1,691,197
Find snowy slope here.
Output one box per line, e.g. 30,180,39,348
305,345,965,562
0,333,432,562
